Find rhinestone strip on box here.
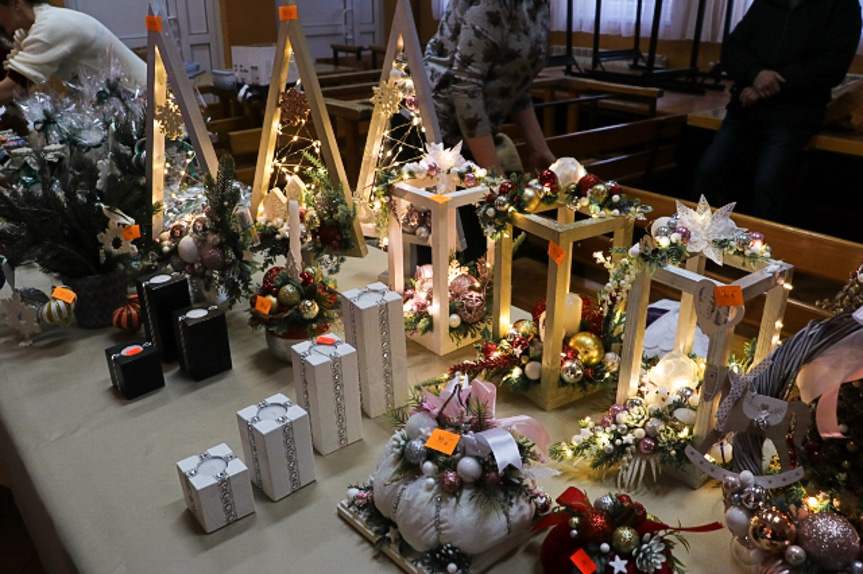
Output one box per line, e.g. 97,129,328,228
279,415,301,492
246,416,264,490
349,287,395,410
301,343,348,447
216,472,238,524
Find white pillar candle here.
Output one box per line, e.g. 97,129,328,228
288,200,302,277
563,293,583,336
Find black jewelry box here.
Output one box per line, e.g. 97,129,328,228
173,304,232,381
136,272,191,362
104,340,165,399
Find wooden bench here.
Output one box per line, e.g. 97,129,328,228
688,107,863,157
514,114,686,186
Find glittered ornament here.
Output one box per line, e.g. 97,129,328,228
262,267,283,295
403,437,428,465
455,290,486,324
638,437,657,455
463,172,478,187
299,271,314,286
278,87,310,126
515,319,539,338
593,494,616,515
749,507,796,553
611,526,639,554
299,299,319,319
797,512,860,570
676,225,691,244
561,360,584,384
199,245,225,270
589,183,609,203
577,173,601,196
498,181,514,196
439,470,461,494
449,273,477,297
277,284,301,307
567,331,604,365
112,295,141,332
580,510,614,543
539,169,557,187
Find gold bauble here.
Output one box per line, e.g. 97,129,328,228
299,299,320,320
567,331,604,366
749,507,797,554
611,526,639,554
513,319,539,339
521,187,542,213
589,183,609,203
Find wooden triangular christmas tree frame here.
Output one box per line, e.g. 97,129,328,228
145,7,218,238
251,5,366,258
355,0,441,206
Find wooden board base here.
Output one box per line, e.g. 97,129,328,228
661,460,712,490
337,501,534,573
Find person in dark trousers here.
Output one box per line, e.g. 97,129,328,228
693,0,862,221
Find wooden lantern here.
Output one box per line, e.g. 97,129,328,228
145,7,218,239
388,180,490,356
616,254,794,488
492,210,634,411
250,4,366,258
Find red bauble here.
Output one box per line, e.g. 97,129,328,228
299,271,314,286
482,341,498,359
262,266,284,295
580,510,613,543
632,502,647,525
498,181,515,196
532,298,547,323
486,193,496,204
617,494,632,504
512,337,528,350
539,169,558,187
299,209,307,223
317,224,342,250
607,181,622,195
584,367,595,379
577,173,602,196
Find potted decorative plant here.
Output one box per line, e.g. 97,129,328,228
247,264,339,362
0,72,154,328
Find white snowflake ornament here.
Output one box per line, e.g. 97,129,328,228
0,293,41,342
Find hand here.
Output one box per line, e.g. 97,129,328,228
528,149,556,172
752,70,786,99
740,87,760,108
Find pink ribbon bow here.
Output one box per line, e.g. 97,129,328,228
797,307,863,438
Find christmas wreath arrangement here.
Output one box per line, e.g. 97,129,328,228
339,378,552,574
536,487,721,574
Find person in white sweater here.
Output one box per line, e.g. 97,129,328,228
0,0,146,103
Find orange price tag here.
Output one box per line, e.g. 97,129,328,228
254,295,272,314
429,194,450,204
425,428,460,456
548,241,566,265
279,5,297,20
714,285,744,307
145,15,162,32
52,286,77,304
569,549,597,573
123,225,141,241
315,336,337,345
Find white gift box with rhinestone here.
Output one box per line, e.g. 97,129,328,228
236,393,316,501
176,443,255,533
342,282,409,418
290,335,362,455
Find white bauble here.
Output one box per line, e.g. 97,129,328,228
673,407,696,426
524,361,542,381
456,456,482,483
347,488,360,503
405,411,439,440
178,235,199,263
449,314,462,328
725,506,753,536
421,461,435,476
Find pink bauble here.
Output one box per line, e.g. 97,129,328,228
638,437,657,455
676,226,691,244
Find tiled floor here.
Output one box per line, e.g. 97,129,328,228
0,487,47,574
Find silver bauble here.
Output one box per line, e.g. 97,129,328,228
653,225,671,239
735,231,752,250
493,196,509,210
625,397,644,409
593,494,616,515
740,485,767,510
403,437,428,465
602,352,620,373
561,360,584,384
415,225,431,241
783,545,806,566
676,386,695,403
644,417,663,437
